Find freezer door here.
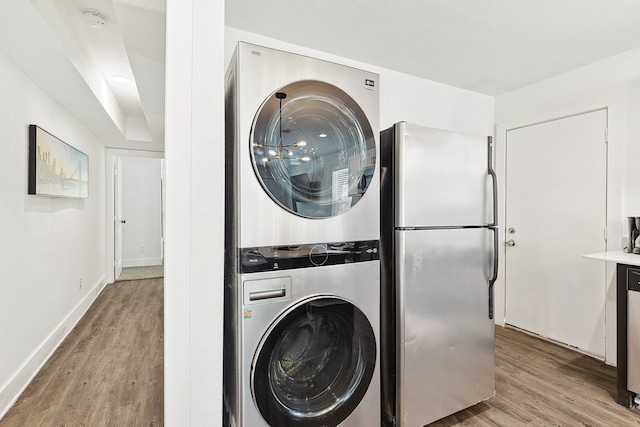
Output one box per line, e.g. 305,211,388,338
396,228,495,426
395,122,490,228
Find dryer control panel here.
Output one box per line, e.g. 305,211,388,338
239,240,379,273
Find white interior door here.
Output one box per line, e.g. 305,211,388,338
505,109,607,357
114,157,123,280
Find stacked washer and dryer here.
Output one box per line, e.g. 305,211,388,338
224,43,381,426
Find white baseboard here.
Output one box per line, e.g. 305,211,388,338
122,257,163,268
0,276,108,420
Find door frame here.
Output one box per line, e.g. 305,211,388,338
114,156,123,280
494,97,623,365
105,149,165,284
504,108,608,357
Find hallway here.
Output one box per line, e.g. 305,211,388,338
0,279,163,426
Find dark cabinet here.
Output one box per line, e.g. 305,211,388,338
616,264,639,407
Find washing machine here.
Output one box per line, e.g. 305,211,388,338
224,246,380,427
224,42,380,426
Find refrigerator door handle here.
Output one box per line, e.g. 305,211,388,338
487,136,499,319
487,136,498,227
487,136,498,319
488,226,499,319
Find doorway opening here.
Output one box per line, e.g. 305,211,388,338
106,150,165,284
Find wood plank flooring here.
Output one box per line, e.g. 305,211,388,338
0,278,163,427
430,326,640,426
2,277,640,426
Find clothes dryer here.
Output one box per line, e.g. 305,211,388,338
225,42,380,250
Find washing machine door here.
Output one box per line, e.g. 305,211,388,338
252,296,376,426
250,80,376,218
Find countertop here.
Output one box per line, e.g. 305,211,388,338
582,249,640,267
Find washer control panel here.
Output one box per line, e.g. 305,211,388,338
239,240,379,273
309,244,329,266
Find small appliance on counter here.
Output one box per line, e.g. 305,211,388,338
626,217,640,254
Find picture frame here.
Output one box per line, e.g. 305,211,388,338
28,125,89,198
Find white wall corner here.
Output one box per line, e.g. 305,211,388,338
0,276,107,420
165,0,226,424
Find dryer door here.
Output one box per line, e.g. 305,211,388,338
252,296,376,426
250,80,376,218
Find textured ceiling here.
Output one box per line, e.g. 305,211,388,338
226,0,640,95
3,1,640,151
0,0,165,151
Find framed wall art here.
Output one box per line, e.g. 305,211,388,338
28,125,89,198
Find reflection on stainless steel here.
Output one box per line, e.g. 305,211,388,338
258,245,311,259
627,269,640,394
397,229,494,425
250,292,378,427
380,122,496,427
239,241,380,274
257,243,356,259
395,124,489,228
250,80,376,218
269,306,364,418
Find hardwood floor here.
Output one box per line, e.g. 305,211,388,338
0,278,163,427
430,326,640,426
1,277,639,426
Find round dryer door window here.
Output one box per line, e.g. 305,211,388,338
250,80,376,218
252,297,376,426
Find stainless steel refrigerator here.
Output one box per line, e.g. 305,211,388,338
380,122,498,427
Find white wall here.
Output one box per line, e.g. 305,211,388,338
164,0,224,424
0,52,107,418
494,47,640,365
623,80,640,216
225,28,495,136
121,156,162,267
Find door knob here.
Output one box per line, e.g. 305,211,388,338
121,219,126,224
505,239,516,247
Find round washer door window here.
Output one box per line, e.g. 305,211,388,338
252,297,376,426
250,81,376,218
